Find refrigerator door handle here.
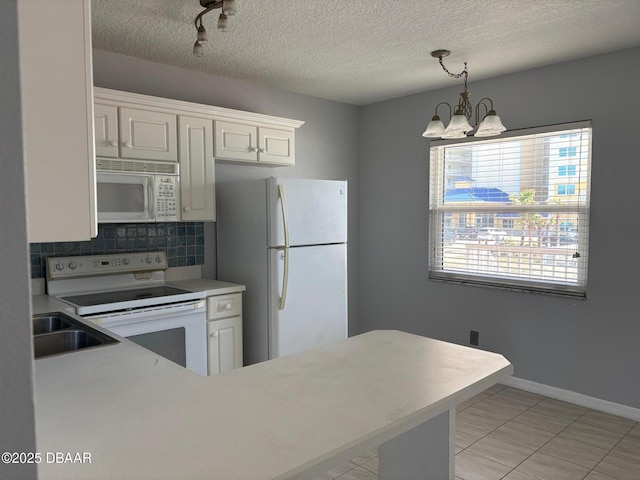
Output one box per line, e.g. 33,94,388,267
279,247,290,310
277,184,291,249
278,184,291,310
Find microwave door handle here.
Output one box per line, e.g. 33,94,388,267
147,176,155,220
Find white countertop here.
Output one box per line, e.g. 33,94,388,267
33,315,512,480
32,293,77,315
168,278,246,296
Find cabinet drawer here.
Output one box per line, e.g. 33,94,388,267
208,293,242,320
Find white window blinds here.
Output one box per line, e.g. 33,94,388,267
428,121,592,297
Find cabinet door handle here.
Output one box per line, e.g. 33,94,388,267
183,206,191,212
210,331,219,338
123,141,132,148
223,303,231,310
258,147,265,153
250,146,258,152
109,140,119,147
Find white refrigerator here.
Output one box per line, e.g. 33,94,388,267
216,177,347,365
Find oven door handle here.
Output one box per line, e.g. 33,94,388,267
86,300,206,323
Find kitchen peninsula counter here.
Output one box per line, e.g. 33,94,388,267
33,317,512,479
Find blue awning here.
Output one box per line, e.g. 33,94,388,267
444,187,511,203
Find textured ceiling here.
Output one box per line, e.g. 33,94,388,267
92,0,640,105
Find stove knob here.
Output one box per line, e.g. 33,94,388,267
156,255,162,263
68,261,77,270
55,262,64,271
145,256,152,264
122,258,130,265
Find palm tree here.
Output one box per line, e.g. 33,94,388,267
509,189,537,246
510,189,562,247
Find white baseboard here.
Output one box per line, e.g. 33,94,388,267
501,376,640,422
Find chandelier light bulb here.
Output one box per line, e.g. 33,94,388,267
193,40,204,57
197,24,208,42
217,12,229,31
222,0,236,16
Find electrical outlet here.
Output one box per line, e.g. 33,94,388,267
470,330,479,346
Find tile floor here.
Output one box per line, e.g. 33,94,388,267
312,384,640,480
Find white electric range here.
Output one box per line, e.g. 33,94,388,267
46,251,207,376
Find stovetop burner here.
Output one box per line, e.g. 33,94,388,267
61,286,193,307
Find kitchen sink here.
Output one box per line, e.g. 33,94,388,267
32,314,74,335
33,312,119,358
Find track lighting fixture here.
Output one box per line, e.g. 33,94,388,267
193,0,236,57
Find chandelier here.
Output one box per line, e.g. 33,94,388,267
193,0,237,57
422,50,506,139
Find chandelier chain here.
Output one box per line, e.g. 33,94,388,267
438,57,469,92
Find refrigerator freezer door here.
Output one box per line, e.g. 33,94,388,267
268,244,347,359
267,177,347,247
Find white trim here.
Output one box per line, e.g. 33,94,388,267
502,376,640,422
94,87,305,130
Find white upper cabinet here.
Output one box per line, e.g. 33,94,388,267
19,0,97,242
179,116,215,221
259,126,296,165
90,89,304,222
119,107,178,162
94,103,119,158
94,88,304,169
214,121,256,162
214,121,296,166
93,101,178,162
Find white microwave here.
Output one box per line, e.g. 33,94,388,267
96,159,180,223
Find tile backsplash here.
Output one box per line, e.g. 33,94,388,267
30,222,205,278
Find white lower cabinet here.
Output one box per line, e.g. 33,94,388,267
208,317,243,375
207,293,243,375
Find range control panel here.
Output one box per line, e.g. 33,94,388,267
47,251,169,279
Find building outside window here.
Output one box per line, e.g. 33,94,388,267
558,184,577,195
558,165,577,176
559,146,578,157
428,121,592,297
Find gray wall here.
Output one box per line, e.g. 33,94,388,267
358,47,640,408
0,1,37,479
92,50,361,333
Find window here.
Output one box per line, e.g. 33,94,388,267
559,146,577,157
557,184,576,195
429,121,591,297
558,165,577,176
